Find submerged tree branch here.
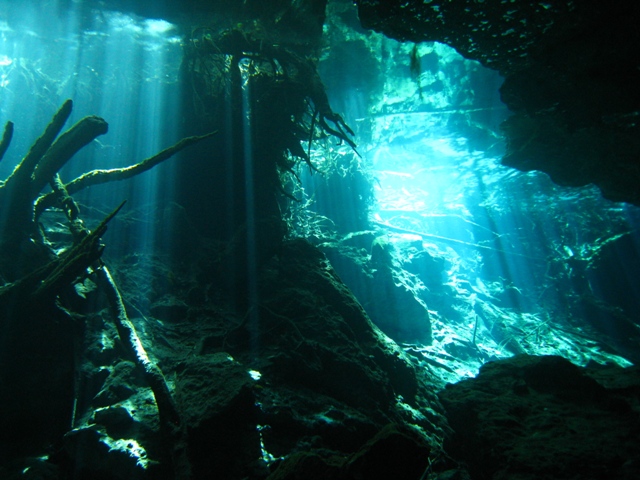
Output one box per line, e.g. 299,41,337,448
0,121,13,163
0,201,124,310
0,101,109,252
31,115,108,196
96,266,191,480
35,130,217,216
32,200,124,299
47,172,191,478
3,99,73,191
1,99,197,477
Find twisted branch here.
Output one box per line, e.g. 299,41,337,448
35,131,217,217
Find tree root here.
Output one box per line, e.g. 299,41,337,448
190,24,357,159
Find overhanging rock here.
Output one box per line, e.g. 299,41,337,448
355,0,640,205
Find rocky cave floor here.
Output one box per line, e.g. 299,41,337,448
3,206,640,480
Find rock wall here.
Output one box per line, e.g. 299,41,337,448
355,0,640,205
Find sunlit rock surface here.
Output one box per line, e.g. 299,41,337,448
320,232,433,345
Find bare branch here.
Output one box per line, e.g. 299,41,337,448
0,121,13,163
33,200,125,299
0,201,125,306
31,115,108,196
35,131,217,215
3,99,73,190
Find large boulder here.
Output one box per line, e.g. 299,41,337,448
439,355,640,480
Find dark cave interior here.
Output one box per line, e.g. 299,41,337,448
0,1,639,479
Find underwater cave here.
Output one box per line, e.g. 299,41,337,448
1,0,639,479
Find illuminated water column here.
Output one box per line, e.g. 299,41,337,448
240,58,261,353
239,59,257,289
0,2,84,174
92,13,182,254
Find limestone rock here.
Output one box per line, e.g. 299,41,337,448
439,355,640,480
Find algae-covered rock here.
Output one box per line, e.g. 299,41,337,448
439,355,640,480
